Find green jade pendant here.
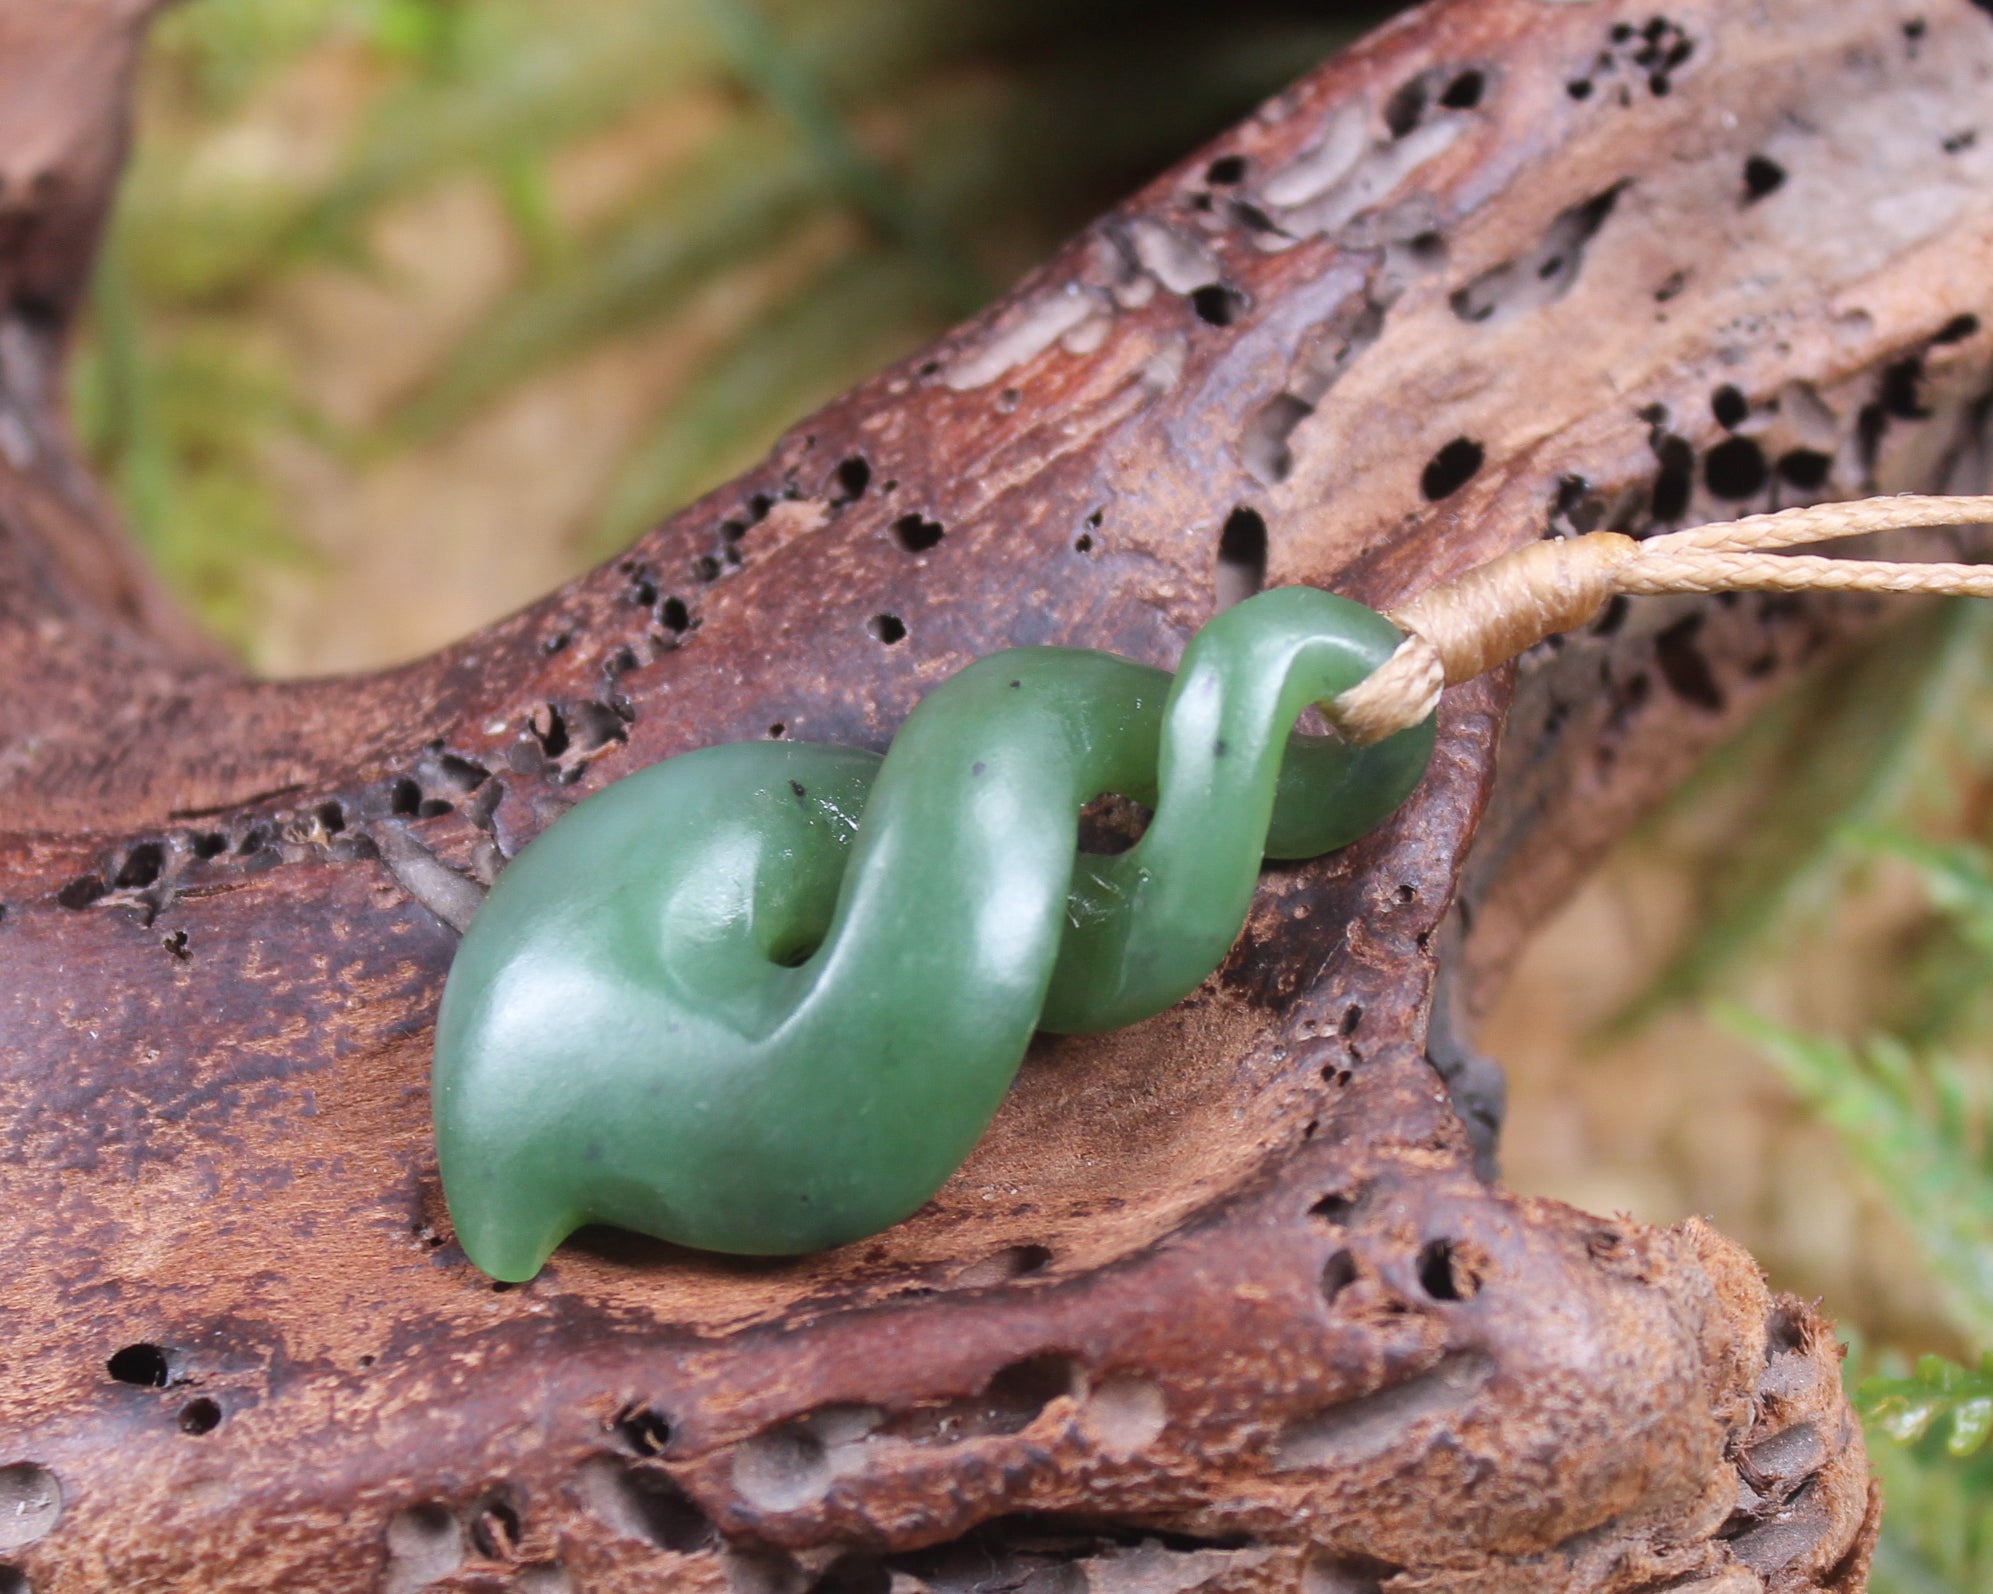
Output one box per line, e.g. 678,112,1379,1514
433,587,1435,1280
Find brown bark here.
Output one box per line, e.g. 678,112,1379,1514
7,0,1992,1589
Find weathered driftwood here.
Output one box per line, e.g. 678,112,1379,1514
7,0,1993,1589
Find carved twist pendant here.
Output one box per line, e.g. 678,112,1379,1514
433,587,1434,1279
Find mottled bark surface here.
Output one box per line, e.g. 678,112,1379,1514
7,0,1993,1589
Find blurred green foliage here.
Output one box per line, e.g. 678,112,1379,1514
73,0,1375,655
1669,605,1993,1590
1608,605,1982,1036
1729,999,1993,1348
1836,1325,1993,1591
1864,1354,1993,1459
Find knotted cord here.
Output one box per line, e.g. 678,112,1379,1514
1330,494,1993,746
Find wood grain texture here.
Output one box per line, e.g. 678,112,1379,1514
9,0,1993,1588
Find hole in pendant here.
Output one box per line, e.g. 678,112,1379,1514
1076,793,1153,855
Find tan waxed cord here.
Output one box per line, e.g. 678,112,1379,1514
1327,494,1993,747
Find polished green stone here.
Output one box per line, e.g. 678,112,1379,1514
433,587,1434,1279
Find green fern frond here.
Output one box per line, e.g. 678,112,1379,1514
1868,1433,1993,1594
1862,1354,1993,1456
1865,1362,1993,1594
1719,1006,1993,1346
